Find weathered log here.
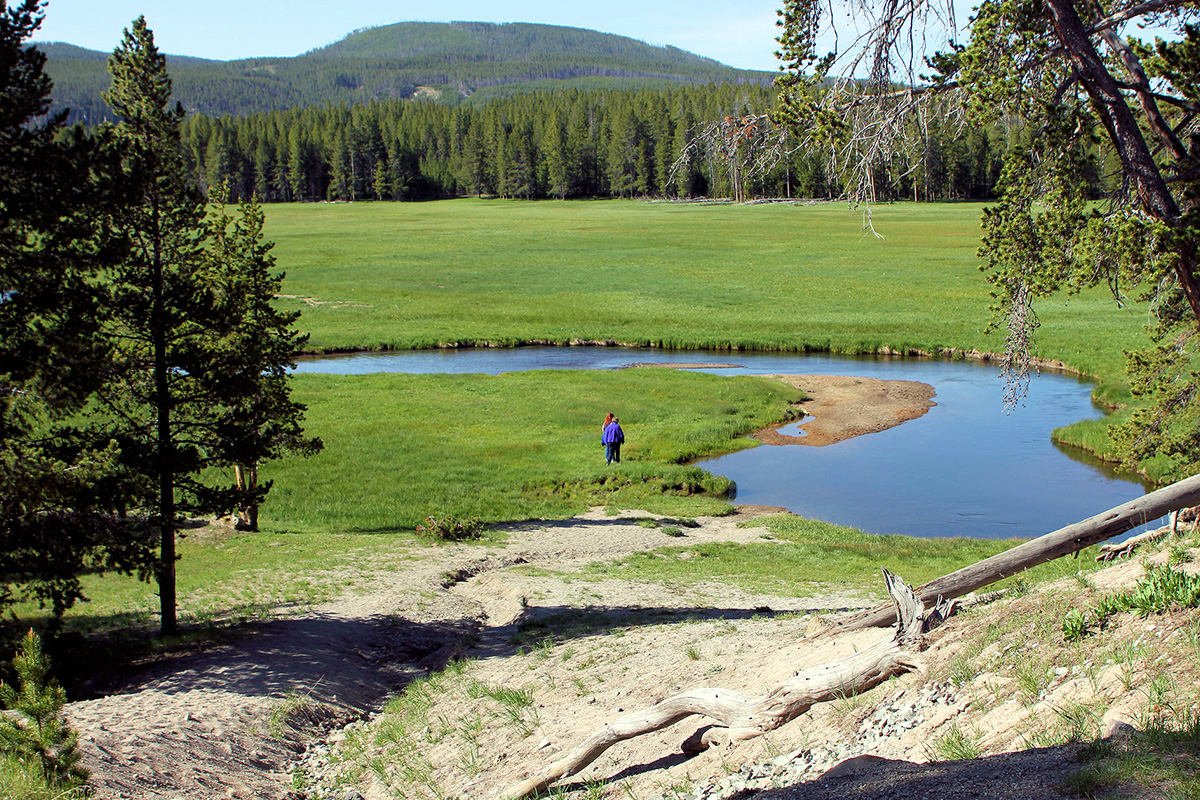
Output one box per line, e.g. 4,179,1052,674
502,570,937,800
828,472,1200,634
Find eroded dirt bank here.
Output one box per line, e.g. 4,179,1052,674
63,374,949,799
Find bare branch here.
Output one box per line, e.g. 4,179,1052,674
1085,0,1198,36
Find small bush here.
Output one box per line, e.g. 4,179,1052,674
1062,608,1090,642
1126,564,1200,615
1063,564,1200,639
416,515,485,541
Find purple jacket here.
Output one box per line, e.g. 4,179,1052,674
602,421,624,445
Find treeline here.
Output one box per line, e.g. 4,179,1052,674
180,84,1043,203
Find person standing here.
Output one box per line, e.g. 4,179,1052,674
602,417,625,465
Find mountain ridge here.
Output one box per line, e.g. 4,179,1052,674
38,20,773,123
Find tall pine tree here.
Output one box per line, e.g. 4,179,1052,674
0,0,152,619
100,17,316,634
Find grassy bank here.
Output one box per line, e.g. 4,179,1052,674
572,514,1104,599
266,369,804,532
17,369,802,632
265,199,1149,405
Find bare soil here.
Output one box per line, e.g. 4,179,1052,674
63,374,1188,800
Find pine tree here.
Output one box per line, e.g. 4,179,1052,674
0,630,89,792
99,18,313,633
200,194,322,530
0,0,155,619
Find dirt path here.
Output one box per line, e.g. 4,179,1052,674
63,374,937,799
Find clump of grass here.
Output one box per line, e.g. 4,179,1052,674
1064,712,1200,798
1015,658,1051,704
267,690,320,741
1063,564,1200,641
416,515,485,542
1168,543,1193,566
947,654,979,688
636,518,660,529
1062,608,1090,642
662,526,685,537
927,723,982,761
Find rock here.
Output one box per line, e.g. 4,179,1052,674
1102,707,1138,739
820,754,907,780
1103,718,1137,739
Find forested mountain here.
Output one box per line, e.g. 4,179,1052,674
39,21,773,123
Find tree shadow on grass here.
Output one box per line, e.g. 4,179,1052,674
18,607,474,706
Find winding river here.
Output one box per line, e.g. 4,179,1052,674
295,348,1157,541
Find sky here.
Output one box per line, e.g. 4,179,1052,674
33,0,799,72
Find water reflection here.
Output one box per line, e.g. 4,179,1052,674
295,347,1158,540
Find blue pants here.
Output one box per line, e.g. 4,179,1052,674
605,443,621,464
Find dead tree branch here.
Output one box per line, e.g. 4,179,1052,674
826,472,1200,635
502,570,946,800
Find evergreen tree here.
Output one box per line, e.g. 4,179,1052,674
100,16,211,636
0,0,153,619
98,17,316,634
200,195,322,530
0,630,89,792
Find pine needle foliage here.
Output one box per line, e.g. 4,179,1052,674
0,630,89,794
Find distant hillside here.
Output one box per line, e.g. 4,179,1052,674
38,21,774,123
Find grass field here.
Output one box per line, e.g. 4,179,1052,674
265,198,1150,403
266,369,804,533
16,199,1157,638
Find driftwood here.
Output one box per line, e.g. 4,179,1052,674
1098,505,1200,561
828,473,1200,635
1096,524,1172,561
502,570,945,800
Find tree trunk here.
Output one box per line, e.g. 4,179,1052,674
234,463,259,531
1043,0,1200,324
152,199,177,638
827,472,1200,634
502,570,943,800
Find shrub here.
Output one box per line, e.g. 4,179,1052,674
1062,608,1090,642
1063,564,1200,639
415,515,485,542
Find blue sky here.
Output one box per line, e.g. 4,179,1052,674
33,0,795,72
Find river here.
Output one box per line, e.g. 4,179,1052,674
294,347,1157,540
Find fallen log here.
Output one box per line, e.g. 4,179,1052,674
502,570,944,800
827,472,1200,634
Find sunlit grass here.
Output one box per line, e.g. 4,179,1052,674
576,514,1106,598
264,369,803,533
265,199,1148,402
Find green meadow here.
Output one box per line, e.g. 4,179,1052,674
266,198,1149,399
267,369,803,533
26,199,1155,632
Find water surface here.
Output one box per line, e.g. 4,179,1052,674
296,347,1156,540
